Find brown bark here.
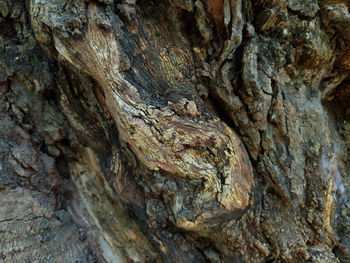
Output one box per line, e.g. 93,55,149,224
1,0,350,262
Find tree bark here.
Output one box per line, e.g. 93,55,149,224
1,0,350,262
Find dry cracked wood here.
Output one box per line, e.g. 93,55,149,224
39,2,254,226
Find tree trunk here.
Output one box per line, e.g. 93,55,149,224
1,0,350,262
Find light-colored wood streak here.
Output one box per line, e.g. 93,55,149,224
52,2,253,228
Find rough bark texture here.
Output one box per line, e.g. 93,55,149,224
1,0,350,262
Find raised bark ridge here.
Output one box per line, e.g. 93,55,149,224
50,1,253,211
